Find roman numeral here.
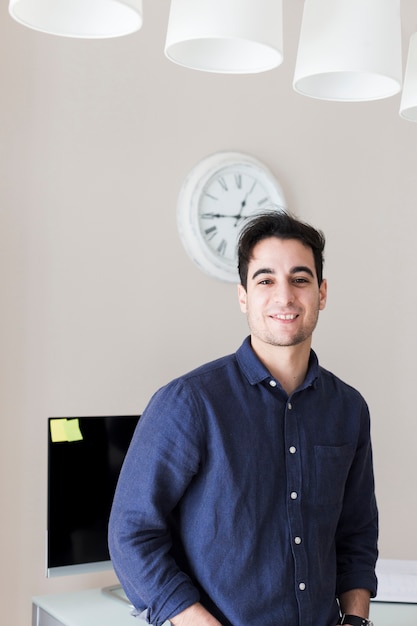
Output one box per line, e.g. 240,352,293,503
205,192,218,201
204,226,217,241
218,177,228,192
217,239,227,256
235,174,242,189
258,196,270,206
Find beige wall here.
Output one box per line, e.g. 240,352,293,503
2,2,417,625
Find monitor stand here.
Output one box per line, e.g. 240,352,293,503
101,584,133,607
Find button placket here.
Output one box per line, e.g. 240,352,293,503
284,396,311,618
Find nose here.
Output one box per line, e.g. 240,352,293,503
272,281,295,306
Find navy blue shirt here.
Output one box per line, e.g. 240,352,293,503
109,338,378,626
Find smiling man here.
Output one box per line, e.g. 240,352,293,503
109,211,378,626
237,236,327,395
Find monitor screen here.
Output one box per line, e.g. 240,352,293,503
47,415,140,577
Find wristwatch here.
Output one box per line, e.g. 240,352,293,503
339,615,373,626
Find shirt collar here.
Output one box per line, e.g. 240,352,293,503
236,336,320,391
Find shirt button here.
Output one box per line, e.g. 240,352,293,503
294,536,302,545
290,491,298,500
299,582,306,591
269,380,277,387
289,446,297,454
287,402,292,409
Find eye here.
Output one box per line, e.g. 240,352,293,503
292,276,311,285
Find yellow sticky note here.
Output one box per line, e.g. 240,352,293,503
50,418,83,443
50,419,68,443
66,418,83,442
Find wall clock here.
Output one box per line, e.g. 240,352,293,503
177,151,286,283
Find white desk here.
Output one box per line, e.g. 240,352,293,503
32,588,141,626
370,601,417,625
32,588,417,626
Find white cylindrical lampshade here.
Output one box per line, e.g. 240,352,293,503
9,0,143,38
400,33,417,122
293,0,402,101
164,0,283,74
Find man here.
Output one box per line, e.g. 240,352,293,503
109,211,378,626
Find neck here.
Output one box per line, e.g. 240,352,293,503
251,338,312,396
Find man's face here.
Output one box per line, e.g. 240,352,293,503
238,237,327,351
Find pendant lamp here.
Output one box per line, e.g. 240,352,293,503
164,0,283,74
8,0,143,38
293,0,402,102
400,33,417,121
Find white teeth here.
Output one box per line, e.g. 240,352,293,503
275,314,296,320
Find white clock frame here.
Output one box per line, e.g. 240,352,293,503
177,151,286,283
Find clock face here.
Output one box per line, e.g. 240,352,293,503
177,152,286,283
198,165,281,267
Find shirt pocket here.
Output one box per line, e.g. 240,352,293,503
314,444,355,507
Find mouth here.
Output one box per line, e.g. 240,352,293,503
270,313,299,321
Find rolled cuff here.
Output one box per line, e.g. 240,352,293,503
336,570,378,599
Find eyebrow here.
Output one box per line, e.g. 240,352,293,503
251,265,315,280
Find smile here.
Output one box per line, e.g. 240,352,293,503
271,314,298,320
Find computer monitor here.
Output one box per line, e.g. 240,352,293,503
46,415,140,577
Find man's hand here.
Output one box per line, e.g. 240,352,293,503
170,602,223,626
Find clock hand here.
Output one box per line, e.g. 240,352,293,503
241,181,257,208
233,181,258,226
201,212,246,219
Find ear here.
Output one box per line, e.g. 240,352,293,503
237,284,247,313
319,279,327,311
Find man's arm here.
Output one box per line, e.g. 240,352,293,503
170,602,223,626
335,401,378,605
339,588,371,622
108,383,205,625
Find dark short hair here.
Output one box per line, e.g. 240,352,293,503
238,211,325,288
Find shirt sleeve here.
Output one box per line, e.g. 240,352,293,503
108,380,203,626
335,398,379,598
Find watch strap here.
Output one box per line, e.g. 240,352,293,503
340,615,372,626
